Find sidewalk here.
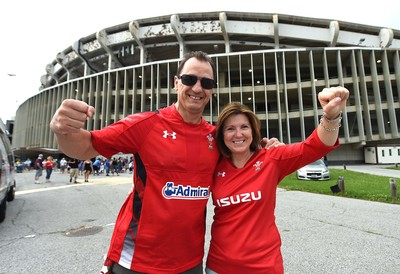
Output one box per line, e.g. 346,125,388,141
330,164,400,178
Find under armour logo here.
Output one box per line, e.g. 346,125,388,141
217,171,226,177
163,130,177,139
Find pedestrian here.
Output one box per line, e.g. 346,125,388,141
44,156,55,183
83,159,93,182
50,51,281,274
78,160,84,175
93,158,101,175
105,159,111,176
59,157,68,174
323,155,329,166
205,87,349,274
34,154,44,184
24,158,31,171
128,157,134,174
117,157,123,175
68,158,80,183
111,158,118,176
99,160,105,174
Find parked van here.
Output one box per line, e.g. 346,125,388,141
0,119,16,223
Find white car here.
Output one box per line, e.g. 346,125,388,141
296,159,330,181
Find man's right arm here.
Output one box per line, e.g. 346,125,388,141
50,99,99,160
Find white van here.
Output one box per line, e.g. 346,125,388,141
0,119,16,223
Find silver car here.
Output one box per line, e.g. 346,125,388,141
296,159,330,181
0,120,16,223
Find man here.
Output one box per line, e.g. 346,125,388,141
92,158,101,175
68,158,80,183
50,51,279,274
34,154,44,184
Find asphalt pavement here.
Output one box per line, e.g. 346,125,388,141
9,166,400,274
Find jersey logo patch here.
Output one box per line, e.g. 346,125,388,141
217,171,226,177
216,191,262,207
162,182,210,200
163,130,177,139
253,161,263,171
207,134,214,150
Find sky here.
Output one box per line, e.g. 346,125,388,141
1,0,399,122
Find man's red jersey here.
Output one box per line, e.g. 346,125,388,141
91,105,220,273
207,130,339,274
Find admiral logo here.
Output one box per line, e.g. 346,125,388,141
162,182,210,200
163,130,177,139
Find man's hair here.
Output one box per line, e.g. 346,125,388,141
216,102,261,158
176,51,216,80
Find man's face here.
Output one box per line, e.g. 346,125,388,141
174,57,214,119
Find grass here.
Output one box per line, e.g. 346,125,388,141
279,168,400,205
386,165,400,171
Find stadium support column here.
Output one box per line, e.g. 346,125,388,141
129,20,147,64
171,14,185,58
97,29,123,70
219,12,231,53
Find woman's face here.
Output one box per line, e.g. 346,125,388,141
223,113,253,155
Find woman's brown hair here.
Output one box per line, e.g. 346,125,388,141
216,102,261,158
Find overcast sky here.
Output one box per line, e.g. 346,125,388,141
1,0,399,121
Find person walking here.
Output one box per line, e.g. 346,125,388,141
105,158,111,176
92,158,101,175
59,157,68,174
128,157,134,174
111,158,118,176
206,87,349,274
34,154,44,184
78,160,84,175
50,51,281,274
44,156,55,183
68,158,80,183
83,159,93,182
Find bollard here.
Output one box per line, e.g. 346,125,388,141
343,163,346,170
389,178,397,199
338,176,345,193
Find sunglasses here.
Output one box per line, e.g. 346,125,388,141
178,74,215,89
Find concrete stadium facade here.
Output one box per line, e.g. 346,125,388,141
12,11,400,164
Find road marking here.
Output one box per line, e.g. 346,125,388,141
16,179,132,196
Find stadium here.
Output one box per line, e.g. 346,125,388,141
11,11,400,164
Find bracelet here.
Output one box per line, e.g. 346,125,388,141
319,120,341,131
319,112,342,132
322,111,342,123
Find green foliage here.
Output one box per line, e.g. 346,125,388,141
386,165,400,171
279,168,400,205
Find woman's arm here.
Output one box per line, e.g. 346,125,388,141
316,86,349,146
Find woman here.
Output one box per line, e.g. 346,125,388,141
44,156,55,183
83,159,94,182
206,87,349,274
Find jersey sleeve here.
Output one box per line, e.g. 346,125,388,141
266,129,339,181
91,112,159,158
